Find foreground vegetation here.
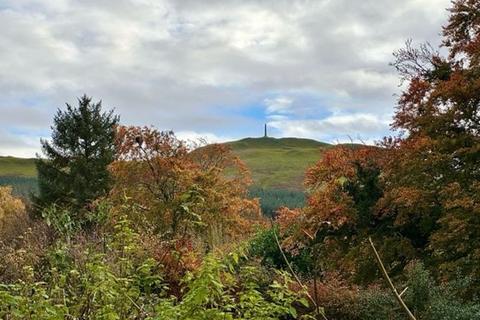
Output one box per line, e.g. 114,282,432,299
0,196,313,319
1,1,480,318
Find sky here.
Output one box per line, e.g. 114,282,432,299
0,0,451,157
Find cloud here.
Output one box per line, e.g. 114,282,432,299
175,130,233,145
269,113,391,144
0,129,39,158
264,96,293,114
0,0,452,156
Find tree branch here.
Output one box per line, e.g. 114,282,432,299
272,227,329,320
369,237,417,320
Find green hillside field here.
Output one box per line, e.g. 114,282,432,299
0,137,332,191
0,157,38,197
228,137,330,190
0,156,36,177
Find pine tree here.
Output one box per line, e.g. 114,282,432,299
35,95,119,213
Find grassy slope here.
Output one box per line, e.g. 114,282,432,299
227,137,330,190
0,156,37,177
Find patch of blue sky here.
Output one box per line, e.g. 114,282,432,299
234,103,265,120
263,91,334,120
6,126,49,138
0,93,50,109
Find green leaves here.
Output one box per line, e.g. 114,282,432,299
41,205,77,240
0,234,314,319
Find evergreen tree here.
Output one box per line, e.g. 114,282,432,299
35,95,119,213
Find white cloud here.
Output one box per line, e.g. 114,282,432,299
0,130,39,158
175,130,233,145
269,113,391,144
264,96,293,114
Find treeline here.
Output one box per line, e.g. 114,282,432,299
249,187,305,217
0,176,38,197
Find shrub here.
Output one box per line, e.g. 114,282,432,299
249,226,313,276
0,206,317,319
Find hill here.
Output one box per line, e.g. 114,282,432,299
0,156,37,177
227,137,330,190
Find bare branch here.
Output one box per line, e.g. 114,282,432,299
272,226,329,320
391,39,439,83
369,237,417,320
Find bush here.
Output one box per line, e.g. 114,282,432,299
0,187,52,283
306,261,480,320
0,204,317,319
249,226,313,276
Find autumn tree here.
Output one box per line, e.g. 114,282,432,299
110,126,260,249
275,0,480,289
383,0,480,283
276,146,400,283
35,95,119,215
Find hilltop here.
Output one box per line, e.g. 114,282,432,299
227,136,330,190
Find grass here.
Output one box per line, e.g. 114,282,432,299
0,156,37,177
228,137,330,190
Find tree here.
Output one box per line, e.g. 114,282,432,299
383,0,480,284
276,146,401,283
35,95,119,216
110,126,261,248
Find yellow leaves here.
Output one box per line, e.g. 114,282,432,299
439,182,480,211
0,186,26,228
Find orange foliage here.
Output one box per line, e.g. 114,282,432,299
110,126,261,249
299,146,382,235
